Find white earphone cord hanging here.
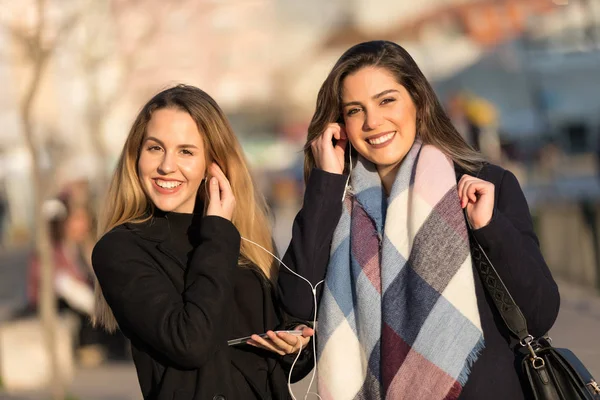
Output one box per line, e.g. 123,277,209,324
240,237,323,400
240,142,352,399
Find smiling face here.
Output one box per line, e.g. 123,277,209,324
341,66,417,179
138,108,206,213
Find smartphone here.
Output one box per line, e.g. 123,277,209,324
227,330,304,347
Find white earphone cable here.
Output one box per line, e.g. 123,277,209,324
239,141,351,399
240,237,323,400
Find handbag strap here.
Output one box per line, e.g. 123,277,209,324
465,211,532,342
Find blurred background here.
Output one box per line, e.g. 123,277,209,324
0,0,599,398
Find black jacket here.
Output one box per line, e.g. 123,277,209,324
279,165,560,400
93,214,312,400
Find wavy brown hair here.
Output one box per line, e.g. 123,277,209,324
93,84,276,332
304,40,484,181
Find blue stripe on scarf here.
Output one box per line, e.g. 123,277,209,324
382,258,441,345
354,186,386,235
411,294,485,382
326,236,354,318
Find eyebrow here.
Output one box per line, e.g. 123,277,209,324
144,136,200,149
342,89,400,108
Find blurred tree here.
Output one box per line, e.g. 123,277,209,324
78,0,189,202
79,0,116,194
4,0,78,398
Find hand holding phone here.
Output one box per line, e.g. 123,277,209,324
238,325,314,356
227,330,303,347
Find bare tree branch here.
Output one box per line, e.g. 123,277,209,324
8,1,81,398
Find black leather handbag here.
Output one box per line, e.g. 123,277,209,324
468,228,600,400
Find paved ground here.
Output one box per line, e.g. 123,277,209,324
547,279,600,376
1,246,599,399
0,363,141,400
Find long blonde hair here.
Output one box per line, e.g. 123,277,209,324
94,84,276,332
304,40,485,181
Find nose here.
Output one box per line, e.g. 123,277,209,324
363,108,382,131
158,152,177,174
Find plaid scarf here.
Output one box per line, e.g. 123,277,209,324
317,140,484,400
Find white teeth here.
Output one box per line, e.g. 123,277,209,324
368,132,396,145
156,180,182,189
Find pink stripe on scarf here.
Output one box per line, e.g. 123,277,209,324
351,202,382,293
386,348,461,400
412,146,457,208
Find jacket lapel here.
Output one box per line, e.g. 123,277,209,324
125,216,187,271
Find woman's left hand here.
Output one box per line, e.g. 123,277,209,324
247,325,314,356
458,174,495,230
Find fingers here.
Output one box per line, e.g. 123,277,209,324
246,331,311,355
332,128,340,141
267,331,298,353
205,163,235,220
277,332,311,353
321,123,341,142
458,175,477,208
292,324,315,338
206,176,220,212
209,163,232,196
467,183,478,204
248,333,286,356
457,175,494,208
310,123,347,175
247,333,297,356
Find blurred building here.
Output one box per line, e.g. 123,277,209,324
279,0,558,116
0,0,599,241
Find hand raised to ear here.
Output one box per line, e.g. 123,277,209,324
206,163,235,221
311,123,348,175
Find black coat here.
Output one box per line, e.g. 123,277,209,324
93,215,312,400
279,165,560,400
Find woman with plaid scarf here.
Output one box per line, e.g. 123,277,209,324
279,41,560,400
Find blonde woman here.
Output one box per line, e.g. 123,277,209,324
92,85,313,400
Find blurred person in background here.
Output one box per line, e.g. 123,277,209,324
60,179,98,263
25,191,106,366
447,92,475,147
279,40,560,400
447,91,503,164
92,85,314,400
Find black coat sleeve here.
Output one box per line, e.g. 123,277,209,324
472,167,560,337
278,169,348,321
92,216,241,369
